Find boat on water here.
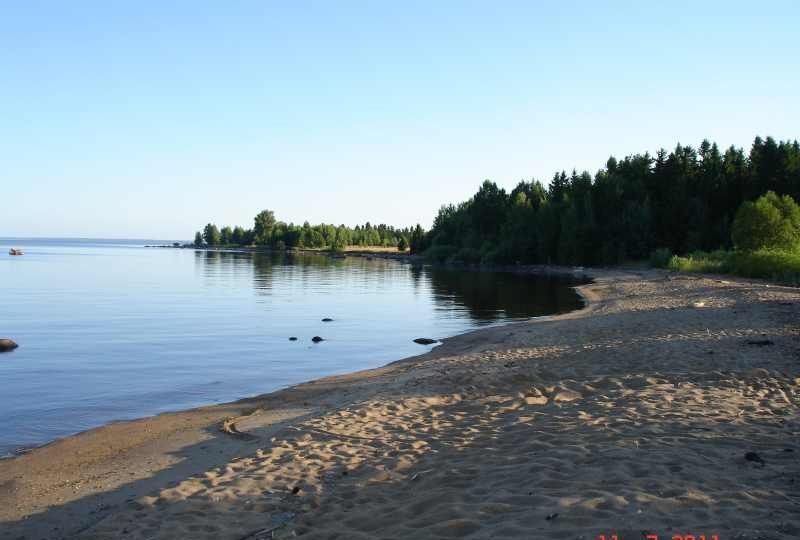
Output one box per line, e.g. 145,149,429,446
8,248,24,256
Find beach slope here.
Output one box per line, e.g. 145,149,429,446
1,270,799,539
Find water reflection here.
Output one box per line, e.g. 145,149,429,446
194,250,583,323
423,267,582,322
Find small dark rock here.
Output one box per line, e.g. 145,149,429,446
746,339,774,346
0,339,18,352
745,451,765,465
321,318,334,322
311,336,324,343
545,512,559,521
413,338,437,345
289,337,298,341
291,486,300,495
784,448,794,452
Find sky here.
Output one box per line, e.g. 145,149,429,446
1,1,798,240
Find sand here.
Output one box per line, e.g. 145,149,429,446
1,269,799,540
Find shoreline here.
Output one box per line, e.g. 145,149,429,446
0,263,589,462
2,268,799,539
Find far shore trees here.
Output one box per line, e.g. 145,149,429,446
202,223,220,246
253,210,277,245
220,226,233,246
193,209,415,251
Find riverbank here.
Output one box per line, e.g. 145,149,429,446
2,269,799,539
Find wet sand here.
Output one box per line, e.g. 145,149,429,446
1,269,799,540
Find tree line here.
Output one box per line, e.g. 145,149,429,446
194,210,426,252
421,136,800,265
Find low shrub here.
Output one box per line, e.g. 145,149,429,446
730,249,800,284
667,248,800,285
648,248,672,268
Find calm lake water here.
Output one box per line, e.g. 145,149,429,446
0,238,582,457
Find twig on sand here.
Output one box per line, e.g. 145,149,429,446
237,512,297,540
410,468,435,481
221,417,258,440
236,524,284,540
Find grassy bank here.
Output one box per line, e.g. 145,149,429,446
652,248,800,285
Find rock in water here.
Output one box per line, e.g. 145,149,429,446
0,339,18,352
288,337,298,341
745,451,765,465
321,318,334,322
311,336,324,343
413,338,437,345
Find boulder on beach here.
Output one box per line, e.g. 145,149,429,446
413,338,437,345
312,336,324,343
0,338,18,352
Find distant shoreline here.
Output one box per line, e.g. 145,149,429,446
144,242,418,261
146,242,600,280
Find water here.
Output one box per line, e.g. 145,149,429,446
0,238,583,457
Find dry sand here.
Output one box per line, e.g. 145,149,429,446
1,269,799,540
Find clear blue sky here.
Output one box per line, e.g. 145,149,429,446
2,1,798,239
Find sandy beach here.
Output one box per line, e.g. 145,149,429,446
1,269,799,540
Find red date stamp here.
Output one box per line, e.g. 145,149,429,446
597,533,720,540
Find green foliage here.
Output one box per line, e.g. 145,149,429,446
232,226,248,245
409,224,425,254
220,226,233,245
422,136,800,269
202,223,220,246
667,251,732,273
195,213,414,251
253,210,276,245
451,247,482,264
397,236,408,251
666,249,800,285
424,244,457,263
648,248,673,268
329,236,347,252
731,249,800,284
731,191,800,251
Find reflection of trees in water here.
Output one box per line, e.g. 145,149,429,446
423,267,583,322
252,252,344,294
194,250,348,295
194,251,582,322
194,250,254,280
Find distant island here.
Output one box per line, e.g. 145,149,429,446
193,214,424,254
